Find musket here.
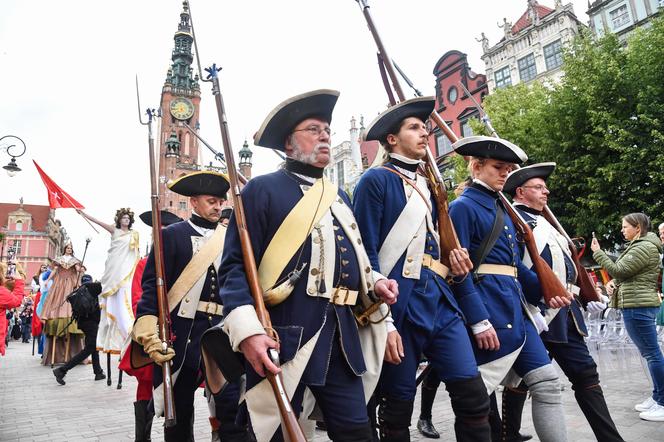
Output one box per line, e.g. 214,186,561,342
458,82,599,303
355,0,570,306
136,77,176,427
187,2,305,440
355,0,462,270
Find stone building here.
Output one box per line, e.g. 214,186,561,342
481,1,585,92
587,0,662,39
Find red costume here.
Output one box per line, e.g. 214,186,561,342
1,279,26,356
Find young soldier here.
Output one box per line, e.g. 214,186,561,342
448,137,571,442
353,97,490,442
218,90,398,441
499,163,623,441
131,171,246,441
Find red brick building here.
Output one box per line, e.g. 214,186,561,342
431,50,488,157
0,200,68,288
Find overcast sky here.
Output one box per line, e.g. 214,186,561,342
0,0,590,277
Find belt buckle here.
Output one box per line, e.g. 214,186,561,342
332,287,349,305
422,254,432,267
205,302,217,316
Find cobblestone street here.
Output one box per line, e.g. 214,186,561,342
1,338,662,441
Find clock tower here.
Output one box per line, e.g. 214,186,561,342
158,1,201,219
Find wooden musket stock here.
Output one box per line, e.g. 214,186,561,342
136,80,176,427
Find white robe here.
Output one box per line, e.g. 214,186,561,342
97,228,140,354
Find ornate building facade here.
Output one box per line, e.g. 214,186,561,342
481,1,585,92
325,117,365,193
587,0,662,39
0,200,68,287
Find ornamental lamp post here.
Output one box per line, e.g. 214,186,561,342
0,135,27,177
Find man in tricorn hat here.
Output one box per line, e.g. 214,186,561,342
131,171,247,441
218,89,398,441
499,163,623,441
354,97,491,441
448,137,571,441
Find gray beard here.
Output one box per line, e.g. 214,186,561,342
290,140,330,166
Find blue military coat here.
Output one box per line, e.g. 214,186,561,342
137,220,222,386
516,207,588,343
219,169,367,388
449,184,542,364
353,162,463,331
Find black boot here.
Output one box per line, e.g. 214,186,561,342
501,384,532,442
446,375,491,442
571,368,624,442
488,393,501,442
377,396,414,442
53,367,66,385
134,400,153,442
418,372,441,438
327,422,374,442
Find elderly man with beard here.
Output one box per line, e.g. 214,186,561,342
218,89,399,442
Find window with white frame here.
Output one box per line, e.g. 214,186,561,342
435,131,453,156
518,53,537,82
494,66,512,89
544,39,563,70
609,4,630,29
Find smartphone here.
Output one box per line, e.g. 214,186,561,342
6,263,16,278
592,232,597,239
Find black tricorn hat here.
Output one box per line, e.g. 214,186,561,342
220,207,233,220
452,136,528,164
364,97,435,143
253,89,340,151
167,171,230,198
139,210,183,228
503,162,556,195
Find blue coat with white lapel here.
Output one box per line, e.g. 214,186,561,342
516,207,588,342
353,162,462,331
137,220,222,387
219,169,371,389
449,185,542,364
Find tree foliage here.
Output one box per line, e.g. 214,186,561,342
481,18,664,245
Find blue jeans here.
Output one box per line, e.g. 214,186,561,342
623,307,664,406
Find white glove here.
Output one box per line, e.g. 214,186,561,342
587,301,607,313
531,311,549,334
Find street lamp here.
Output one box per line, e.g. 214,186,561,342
0,135,27,177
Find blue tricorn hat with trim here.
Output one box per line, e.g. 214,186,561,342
139,210,183,228
452,136,528,164
503,162,556,196
166,171,230,198
253,89,340,151
364,97,435,143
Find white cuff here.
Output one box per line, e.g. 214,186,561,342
470,319,492,335
384,315,396,333
222,305,266,352
372,270,386,283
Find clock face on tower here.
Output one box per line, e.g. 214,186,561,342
170,97,195,120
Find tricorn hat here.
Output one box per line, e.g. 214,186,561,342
253,89,340,151
503,162,556,195
139,210,183,228
452,136,528,164
167,171,230,198
364,97,435,143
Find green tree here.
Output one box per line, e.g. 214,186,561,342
481,19,664,245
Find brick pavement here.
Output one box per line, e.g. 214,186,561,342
1,338,662,441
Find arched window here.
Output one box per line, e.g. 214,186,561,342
15,220,23,231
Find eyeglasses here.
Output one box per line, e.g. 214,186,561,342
521,184,549,192
292,125,332,137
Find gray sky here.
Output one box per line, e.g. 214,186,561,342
0,0,590,277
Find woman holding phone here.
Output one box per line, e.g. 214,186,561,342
591,213,664,421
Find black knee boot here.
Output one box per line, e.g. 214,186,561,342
488,393,501,442
446,375,491,442
327,422,374,442
133,400,154,442
418,371,441,438
570,368,624,442
377,396,414,442
501,383,531,442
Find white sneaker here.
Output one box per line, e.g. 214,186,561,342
635,397,657,411
639,404,664,422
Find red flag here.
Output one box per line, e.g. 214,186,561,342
33,160,84,209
